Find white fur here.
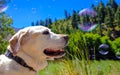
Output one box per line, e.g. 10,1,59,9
0,26,68,75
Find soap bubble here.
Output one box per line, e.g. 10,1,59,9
79,8,97,16
78,23,98,32
0,0,11,13
0,5,8,13
32,8,36,13
99,44,109,55
116,52,120,59
78,8,98,32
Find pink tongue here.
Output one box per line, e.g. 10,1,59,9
44,48,65,56
46,49,61,52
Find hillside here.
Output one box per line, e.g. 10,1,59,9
44,0,120,60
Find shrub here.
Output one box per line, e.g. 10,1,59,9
66,32,103,59
111,37,120,54
0,14,14,54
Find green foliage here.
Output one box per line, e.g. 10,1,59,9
65,32,114,59
46,0,120,59
65,31,85,59
114,6,120,26
111,37,120,53
39,60,120,75
71,10,79,29
0,14,14,54
84,33,101,49
38,0,120,74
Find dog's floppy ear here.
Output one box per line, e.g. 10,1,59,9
9,30,29,55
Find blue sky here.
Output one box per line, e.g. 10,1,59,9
5,0,120,28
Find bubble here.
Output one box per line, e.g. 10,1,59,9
78,23,98,32
0,5,8,13
99,44,109,55
32,8,36,13
116,52,120,59
78,8,98,32
79,8,97,16
0,0,10,13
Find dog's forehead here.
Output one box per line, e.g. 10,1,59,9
23,26,50,33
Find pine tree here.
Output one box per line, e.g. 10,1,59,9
64,10,69,19
97,0,105,23
39,20,44,26
91,4,97,11
31,22,34,26
48,18,52,25
36,20,39,25
95,1,106,36
105,4,115,29
45,18,49,26
45,18,52,26
114,6,120,26
71,10,78,29
109,0,118,11
54,18,57,22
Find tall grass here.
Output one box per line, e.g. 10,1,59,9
39,31,120,75
39,60,120,75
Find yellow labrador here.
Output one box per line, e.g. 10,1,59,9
0,26,68,75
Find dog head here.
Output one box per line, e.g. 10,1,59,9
8,26,68,60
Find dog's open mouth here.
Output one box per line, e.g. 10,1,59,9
44,48,65,56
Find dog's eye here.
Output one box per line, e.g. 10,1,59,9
42,30,49,35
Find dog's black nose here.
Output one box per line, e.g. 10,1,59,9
63,35,69,42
